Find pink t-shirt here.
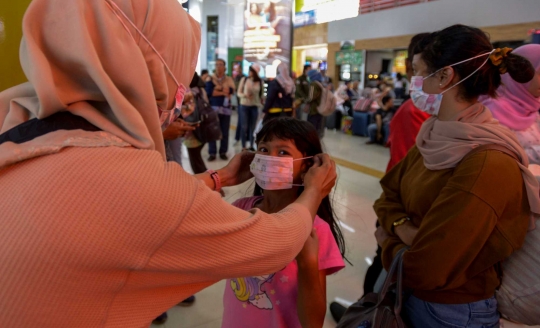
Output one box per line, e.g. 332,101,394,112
222,196,345,328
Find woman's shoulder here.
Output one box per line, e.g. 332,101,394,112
231,196,264,210
452,148,523,196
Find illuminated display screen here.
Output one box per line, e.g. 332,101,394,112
243,0,292,78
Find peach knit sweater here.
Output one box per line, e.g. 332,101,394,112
0,146,312,327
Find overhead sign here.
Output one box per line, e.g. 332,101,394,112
294,0,358,27
243,0,292,78
335,50,363,66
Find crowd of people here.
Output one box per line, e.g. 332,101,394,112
1,0,540,327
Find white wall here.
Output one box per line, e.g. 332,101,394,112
187,0,203,73
200,0,229,71
328,0,540,43
199,0,245,71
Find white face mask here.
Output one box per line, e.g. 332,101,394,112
250,154,313,190
106,0,187,131
410,50,496,116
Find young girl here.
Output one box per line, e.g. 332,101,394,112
222,117,346,328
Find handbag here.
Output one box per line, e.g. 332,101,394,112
337,247,408,328
193,90,221,143
354,97,373,112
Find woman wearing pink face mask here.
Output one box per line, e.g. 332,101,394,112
481,44,540,164
0,0,337,327
374,24,539,327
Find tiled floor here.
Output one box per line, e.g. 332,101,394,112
152,113,389,328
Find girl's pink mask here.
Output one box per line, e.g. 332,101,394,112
250,154,313,190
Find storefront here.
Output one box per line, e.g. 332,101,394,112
335,48,365,87
292,44,328,76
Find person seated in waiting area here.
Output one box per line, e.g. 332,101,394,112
367,95,394,145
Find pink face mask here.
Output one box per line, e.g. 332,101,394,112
250,154,313,190
106,0,187,131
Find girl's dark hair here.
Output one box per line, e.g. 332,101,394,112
254,117,346,258
248,66,263,98
417,24,535,100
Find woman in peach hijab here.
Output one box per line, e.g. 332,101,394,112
0,0,336,326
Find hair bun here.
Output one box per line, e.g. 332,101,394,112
504,53,535,83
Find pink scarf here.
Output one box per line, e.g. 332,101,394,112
417,102,540,228
482,44,540,131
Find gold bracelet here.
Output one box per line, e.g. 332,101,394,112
393,217,410,229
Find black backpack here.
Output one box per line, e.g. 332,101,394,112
185,89,221,144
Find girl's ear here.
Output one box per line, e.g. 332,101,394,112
300,157,313,180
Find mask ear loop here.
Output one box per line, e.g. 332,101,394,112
293,156,314,162
291,156,315,187
105,0,180,87
424,50,496,95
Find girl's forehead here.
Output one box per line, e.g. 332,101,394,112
260,138,296,147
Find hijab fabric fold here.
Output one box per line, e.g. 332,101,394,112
482,44,540,131
0,0,201,162
275,63,295,95
416,103,540,229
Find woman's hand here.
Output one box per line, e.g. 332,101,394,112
162,120,195,140
296,229,319,267
375,226,390,247
217,151,255,187
394,221,419,246
302,154,337,201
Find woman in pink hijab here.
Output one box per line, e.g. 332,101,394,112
0,0,337,326
482,44,540,164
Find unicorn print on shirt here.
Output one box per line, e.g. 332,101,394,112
230,274,275,309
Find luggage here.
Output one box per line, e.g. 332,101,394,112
342,116,353,135
354,97,373,112
352,112,372,136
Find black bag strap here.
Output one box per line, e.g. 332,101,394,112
0,111,100,145
378,247,407,305
394,247,406,319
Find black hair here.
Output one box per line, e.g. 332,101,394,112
201,69,209,76
248,66,263,98
416,24,535,100
216,58,226,67
382,95,392,106
254,117,346,259
408,33,430,58
303,65,311,71
249,66,262,84
396,73,403,81
190,72,200,88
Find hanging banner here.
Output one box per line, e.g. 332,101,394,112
243,0,292,78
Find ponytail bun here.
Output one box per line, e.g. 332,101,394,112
505,53,535,84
